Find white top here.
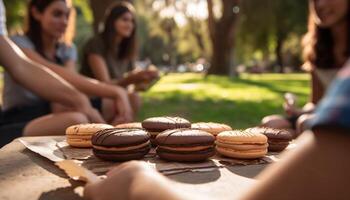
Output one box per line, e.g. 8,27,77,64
314,68,339,89
0,0,7,35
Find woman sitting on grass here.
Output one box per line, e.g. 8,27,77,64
5,0,132,135
262,0,350,136
80,2,159,118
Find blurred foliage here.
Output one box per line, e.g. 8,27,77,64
4,0,309,69
236,0,308,69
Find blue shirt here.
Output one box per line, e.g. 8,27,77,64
310,61,350,130
0,0,7,36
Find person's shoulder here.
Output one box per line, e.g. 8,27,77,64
58,42,76,52
10,34,34,49
57,42,77,61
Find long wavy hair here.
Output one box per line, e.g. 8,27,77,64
100,2,137,62
25,0,75,57
302,0,350,70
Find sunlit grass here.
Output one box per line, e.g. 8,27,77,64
138,73,310,129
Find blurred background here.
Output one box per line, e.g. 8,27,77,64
2,0,310,128
5,0,308,74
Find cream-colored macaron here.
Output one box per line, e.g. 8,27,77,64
115,122,143,129
66,123,114,148
216,130,268,159
191,122,232,136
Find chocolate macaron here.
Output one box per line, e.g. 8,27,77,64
216,130,268,159
66,123,114,148
246,127,293,152
92,128,151,161
156,129,215,162
192,122,232,136
142,116,191,145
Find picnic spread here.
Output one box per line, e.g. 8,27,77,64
0,116,296,200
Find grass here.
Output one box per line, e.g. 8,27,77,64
138,73,310,129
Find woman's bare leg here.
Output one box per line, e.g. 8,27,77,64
102,93,141,125
23,112,89,136
128,92,142,118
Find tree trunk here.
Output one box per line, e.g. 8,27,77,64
207,0,240,76
89,0,133,34
275,35,285,73
209,30,234,75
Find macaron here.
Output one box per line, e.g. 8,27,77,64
216,130,268,159
66,123,114,148
115,122,143,129
246,127,293,152
91,128,151,161
142,116,191,145
192,122,232,136
156,129,215,162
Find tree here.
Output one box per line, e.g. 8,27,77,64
235,0,307,72
207,0,240,76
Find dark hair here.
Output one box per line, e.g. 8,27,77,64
25,0,73,58
100,2,137,61
303,1,350,70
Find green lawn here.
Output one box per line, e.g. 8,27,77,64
138,73,310,129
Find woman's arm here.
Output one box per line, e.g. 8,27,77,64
0,36,104,122
284,72,320,116
64,59,77,72
87,53,112,83
17,45,133,122
17,47,124,98
240,129,350,200
86,53,152,87
310,71,325,104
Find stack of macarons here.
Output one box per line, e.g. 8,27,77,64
246,127,293,152
65,117,280,163
65,123,114,148
141,116,191,145
91,128,151,161
216,130,268,159
156,129,215,162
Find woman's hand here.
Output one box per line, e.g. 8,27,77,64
128,70,159,84
73,93,105,123
283,102,303,117
84,161,182,200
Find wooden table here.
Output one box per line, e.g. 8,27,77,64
0,137,269,200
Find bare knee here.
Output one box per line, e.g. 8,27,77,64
65,112,89,125
128,92,142,118
129,92,142,110
23,112,89,136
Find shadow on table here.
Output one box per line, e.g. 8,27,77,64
38,180,84,200
224,164,267,179
20,148,68,178
162,160,221,184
